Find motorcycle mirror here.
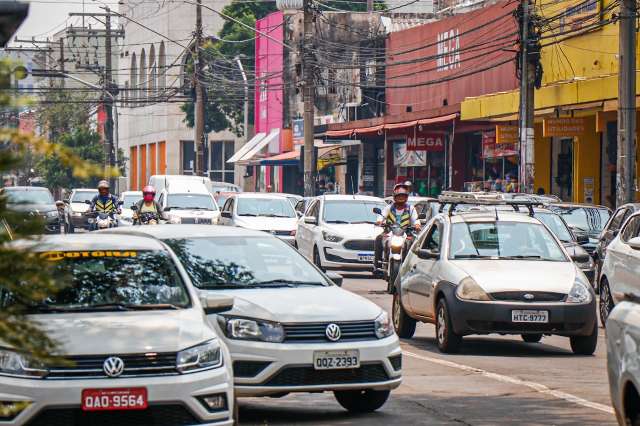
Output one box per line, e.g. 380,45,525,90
55,200,65,208
164,207,171,212
84,200,91,205
131,205,138,211
372,207,382,215
118,200,124,206
418,213,427,220
325,271,343,287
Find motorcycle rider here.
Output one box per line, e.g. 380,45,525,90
133,186,163,224
374,183,421,271
88,180,120,230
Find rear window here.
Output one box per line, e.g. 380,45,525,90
71,191,97,203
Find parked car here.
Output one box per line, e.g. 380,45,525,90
117,190,143,226
606,295,640,425
149,175,214,199
158,181,220,225
294,196,316,216
2,186,61,234
1,233,236,425
598,212,640,326
103,225,402,413
219,193,298,245
393,192,598,355
296,195,386,273
61,188,97,232
547,203,612,255
595,203,640,281
273,192,303,208
210,181,241,194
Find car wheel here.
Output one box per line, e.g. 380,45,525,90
232,396,239,426
66,221,74,234
313,246,325,272
521,334,542,343
392,292,416,338
435,298,462,353
333,389,390,413
599,278,614,328
387,259,400,294
569,323,598,355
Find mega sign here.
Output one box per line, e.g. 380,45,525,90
436,28,461,72
406,134,445,151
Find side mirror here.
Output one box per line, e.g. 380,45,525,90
130,205,138,212
326,271,343,287
418,213,427,220
629,237,640,250
221,211,232,219
200,294,234,315
296,211,303,218
417,248,439,260
304,216,318,225
571,253,591,264
84,200,91,205
117,200,124,206
575,234,589,244
372,207,382,215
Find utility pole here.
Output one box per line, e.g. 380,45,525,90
104,7,116,185
193,0,206,177
302,0,316,196
518,0,535,194
617,0,637,206
58,38,65,88
367,0,374,12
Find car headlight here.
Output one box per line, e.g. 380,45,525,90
72,211,83,217
322,231,343,243
176,340,223,373
0,348,47,379
45,211,58,218
566,280,592,304
455,276,491,301
169,216,182,224
223,318,285,343
375,311,394,339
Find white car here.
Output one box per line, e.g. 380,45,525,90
63,188,97,232
159,181,221,225
598,212,640,325
117,190,143,226
219,193,298,244
1,234,236,425
105,225,402,413
296,195,386,272
393,192,598,355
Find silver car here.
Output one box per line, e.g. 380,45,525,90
1,234,236,425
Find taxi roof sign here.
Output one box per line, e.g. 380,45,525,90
438,191,505,205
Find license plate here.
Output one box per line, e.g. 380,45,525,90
511,310,549,323
358,253,374,262
82,388,148,411
313,350,360,370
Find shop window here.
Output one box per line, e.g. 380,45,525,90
209,141,235,184
181,140,195,175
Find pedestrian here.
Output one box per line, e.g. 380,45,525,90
404,180,418,196
325,182,337,194
266,184,273,193
357,184,368,195
492,178,504,192
537,187,546,195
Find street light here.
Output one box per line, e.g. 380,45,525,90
235,55,249,150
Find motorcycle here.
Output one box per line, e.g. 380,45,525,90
85,211,118,230
131,205,160,225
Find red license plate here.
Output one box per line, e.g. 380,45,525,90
81,388,148,411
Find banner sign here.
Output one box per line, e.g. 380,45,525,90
496,125,519,144
406,133,445,151
543,117,586,137
393,140,427,167
292,119,304,140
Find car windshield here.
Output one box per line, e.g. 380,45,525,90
71,191,97,203
5,189,54,204
449,221,567,261
536,212,574,243
168,194,217,210
549,206,610,233
323,200,385,224
236,198,296,218
2,250,190,312
163,236,329,289
122,194,142,207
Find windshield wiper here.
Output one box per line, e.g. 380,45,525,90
326,220,349,224
251,279,325,287
351,220,376,224
262,214,292,218
498,255,543,260
453,254,492,259
238,213,257,217
123,304,181,310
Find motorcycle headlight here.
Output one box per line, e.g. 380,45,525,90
169,216,182,224
456,277,491,301
223,318,284,343
176,340,223,373
0,348,47,379
566,280,592,304
322,231,343,243
390,235,404,249
375,311,394,339
45,211,58,218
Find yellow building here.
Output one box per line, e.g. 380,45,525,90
461,0,639,207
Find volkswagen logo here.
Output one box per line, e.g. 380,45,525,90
325,323,342,342
103,356,125,378
523,293,535,301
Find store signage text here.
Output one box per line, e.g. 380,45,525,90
496,125,519,144
436,29,461,72
407,134,445,151
543,117,586,137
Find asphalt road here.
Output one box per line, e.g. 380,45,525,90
239,274,617,426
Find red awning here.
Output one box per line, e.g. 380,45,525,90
325,129,354,137
384,120,418,130
417,113,458,125
354,124,384,134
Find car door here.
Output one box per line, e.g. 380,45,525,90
221,198,234,226
604,208,630,247
298,200,319,257
614,215,640,297
406,220,443,317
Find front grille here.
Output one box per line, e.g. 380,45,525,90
324,249,371,265
283,321,377,343
467,320,585,333
261,363,389,387
389,355,402,371
233,360,272,378
490,291,566,302
180,217,212,225
343,239,374,251
26,405,203,426
260,230,291,236
46,352,178,379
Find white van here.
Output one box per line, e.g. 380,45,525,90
159,181,221,225
149,175,211,199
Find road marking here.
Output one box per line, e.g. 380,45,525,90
403,350,615,414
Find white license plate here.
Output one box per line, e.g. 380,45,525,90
512,310,549,323
358,253,374,262
313,350,360,370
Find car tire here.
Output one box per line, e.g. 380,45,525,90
436,298,462,353
66,221,74,234
569,323,598,355
313,246,325,272
387,259,400,294
232,396,239,426
599,277,614,328
521,334,542,343
392,292,416,338
333,389,390,413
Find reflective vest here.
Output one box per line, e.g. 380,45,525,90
93,195,117,214
386,205,412,228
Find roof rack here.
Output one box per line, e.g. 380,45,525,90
437,191,545,217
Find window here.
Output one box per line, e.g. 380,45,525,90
421,223,441,253
609,208,630,233
307,200,319,218
209,141,235,184
236,197,295,218
181,140,195,175
621,215,640,242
